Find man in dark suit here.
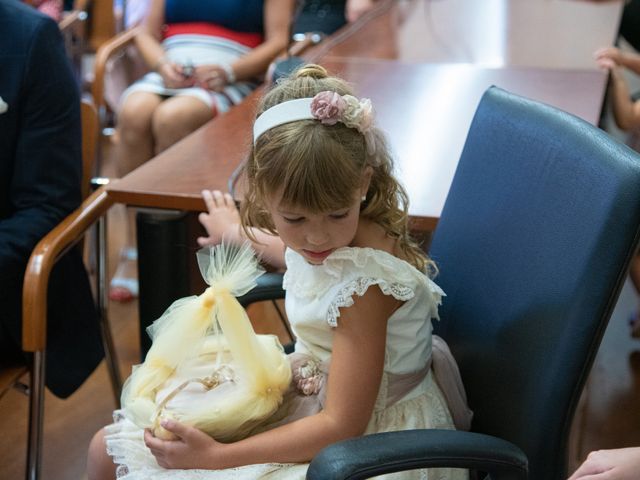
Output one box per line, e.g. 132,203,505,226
0,0,103,398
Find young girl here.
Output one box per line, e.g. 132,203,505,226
87,64,472,479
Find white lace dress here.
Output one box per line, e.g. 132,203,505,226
105,247,469,480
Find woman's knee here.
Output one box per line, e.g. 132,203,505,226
151,97,213,149
117,93,161,144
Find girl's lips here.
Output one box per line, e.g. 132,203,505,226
303,249,333,261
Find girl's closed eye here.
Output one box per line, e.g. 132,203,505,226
283,216,305,224
329,210,350,220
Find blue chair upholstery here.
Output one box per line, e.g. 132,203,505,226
242,87,640,479
426,86,640,479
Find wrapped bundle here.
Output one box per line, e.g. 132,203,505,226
120,243,292,442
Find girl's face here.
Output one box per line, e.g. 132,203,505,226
266,189,364,265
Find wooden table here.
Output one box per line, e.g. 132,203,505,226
103,1,615,352
310,0,623,69
108,60,607,230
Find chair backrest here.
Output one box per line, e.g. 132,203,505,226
429,87,640,479
80,97,98,200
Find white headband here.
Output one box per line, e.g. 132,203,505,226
252,91,376,155
253,98,314,144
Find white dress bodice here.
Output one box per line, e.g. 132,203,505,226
283,247,445,375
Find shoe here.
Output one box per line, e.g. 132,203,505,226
109,247,139,302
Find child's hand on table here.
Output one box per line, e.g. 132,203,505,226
198,190,242,247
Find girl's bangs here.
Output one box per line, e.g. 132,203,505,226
257,126,362,212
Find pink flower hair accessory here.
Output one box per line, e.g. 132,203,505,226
310,91,346,125
311,91,376,154
310,91,374,135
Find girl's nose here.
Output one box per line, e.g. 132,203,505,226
306,227,329,246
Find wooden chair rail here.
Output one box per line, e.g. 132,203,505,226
92,26,140,113
81,99,99,200
22,188,113,352
58,10,86,33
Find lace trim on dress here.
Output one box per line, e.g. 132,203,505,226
283,247,435,300
326,277,415,327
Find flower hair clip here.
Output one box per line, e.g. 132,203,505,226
253,91,377,155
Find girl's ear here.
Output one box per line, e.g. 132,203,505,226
361,166,374,198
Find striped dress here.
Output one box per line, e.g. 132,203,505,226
121,0,264,112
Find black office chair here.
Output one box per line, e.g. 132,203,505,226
241,87,640,479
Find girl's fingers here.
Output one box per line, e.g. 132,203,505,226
202,190,216,210
223,192,235,207
212,190,224,206
144,429,164,451
197,236,211,247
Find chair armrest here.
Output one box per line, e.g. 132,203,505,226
307,429,528,480
237,272,285,307
22,188,113,352
92,26,140,115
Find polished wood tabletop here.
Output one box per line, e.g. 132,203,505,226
310,0,623,69
107,58,607,230
107,89,261,211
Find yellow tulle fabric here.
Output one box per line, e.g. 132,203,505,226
120,243,292,442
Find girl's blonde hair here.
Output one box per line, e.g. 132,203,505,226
241,64,434,274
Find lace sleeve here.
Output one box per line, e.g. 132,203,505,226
326,277,416,327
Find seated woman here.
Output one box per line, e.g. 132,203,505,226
109,0,293,302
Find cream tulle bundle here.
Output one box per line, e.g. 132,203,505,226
120,243,292,442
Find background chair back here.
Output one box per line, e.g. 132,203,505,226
429,87,640,479
80,98,98,200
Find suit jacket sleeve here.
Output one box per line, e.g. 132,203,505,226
0,15,81,282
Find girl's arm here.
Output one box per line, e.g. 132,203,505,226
144,286,400,469
595,47,640,75
608,67,640,131
595,48,640,131
194,0,294,89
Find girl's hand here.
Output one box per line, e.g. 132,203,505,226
567,447,640,480
159,62,195,89
194,65,229,92
197,190,242,247
144,420,224,470
346,0,376,23
594,46,622,66
596,56,617,71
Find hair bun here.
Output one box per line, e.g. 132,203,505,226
294,64,328,80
